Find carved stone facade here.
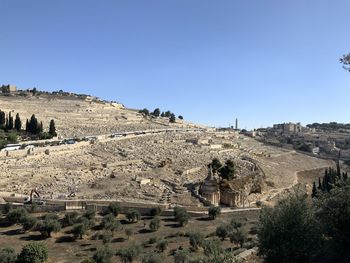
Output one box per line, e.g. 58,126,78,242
199,163,263,207
220,183,248,207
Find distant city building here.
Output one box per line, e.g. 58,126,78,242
1,84,17,94
272,122,303,134
235,118,238,130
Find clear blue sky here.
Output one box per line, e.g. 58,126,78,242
1,1,349,129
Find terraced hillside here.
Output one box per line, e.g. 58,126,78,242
0,93,334,208
0,94,199,138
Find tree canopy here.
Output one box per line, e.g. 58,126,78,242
340,53,350,72
258,180,350,263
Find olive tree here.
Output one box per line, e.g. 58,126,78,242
208,206,221,220
258,192,322,263
229,227,247,248
107,202,121,216
37,216,61,238
174,206,190,227
149,216,161,232
188,231,205,251
117,245,142,263
101,213,121,232
126,209,141,223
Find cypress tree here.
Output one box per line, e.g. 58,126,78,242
0,110,5,126
8,112,13,130
322,177,326,191
311,182,317,198
336,158,341,179
318,177,322,190
25,119,29,132
39,121,43,133
324,168,333,192
28,114,38,134
49,119,57,136
14,113,21,131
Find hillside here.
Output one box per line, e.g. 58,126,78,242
0,92,333,207
0,93,199,138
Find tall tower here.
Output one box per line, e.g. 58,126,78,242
235,118,238,130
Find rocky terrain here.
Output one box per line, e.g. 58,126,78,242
0,93,333,208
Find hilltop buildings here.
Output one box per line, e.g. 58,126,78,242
272,122,304,134
1,84,17,94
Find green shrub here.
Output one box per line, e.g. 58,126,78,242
188,232,205,251
229,219,242,230
30,203,37,213
6,207,28,224
149,216,161,232
77,216,95,229
17,242,48,263
6,133,17,144
0,247,17,263
21,216,37,232
173,207,190,226
93,245,114,263
215,224,230,241
3,203,12,214
156,239,168,252
101,230,113,244
142,253,162,263
83,209,96,220
117,245,142,263
125,228,133,240
174,249,190,263
38,132,53,140
203,239,222,258
62,211,79,227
